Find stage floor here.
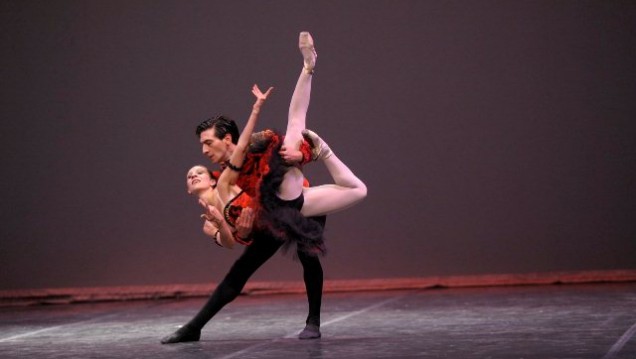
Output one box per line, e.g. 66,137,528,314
1,283,635,358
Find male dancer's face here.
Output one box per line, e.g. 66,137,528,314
199,128,233,164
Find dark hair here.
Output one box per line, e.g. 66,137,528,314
195,115,239,144
202,167,215,180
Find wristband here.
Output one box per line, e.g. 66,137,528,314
213,230,222,247
225,161,243,172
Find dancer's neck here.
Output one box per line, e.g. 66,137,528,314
197,189,217,206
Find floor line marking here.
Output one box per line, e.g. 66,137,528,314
0,301,167,343
0,325,69,343
602,320,636,359
217,291,414,359
0,313,119,343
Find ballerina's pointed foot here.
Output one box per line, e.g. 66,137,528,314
302,129,332,161
299,31,317,74
160,325,201,344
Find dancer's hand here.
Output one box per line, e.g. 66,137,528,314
202,219,220,238
279,145,304,164
235,207,254,239
199,199,223,226
252,84,274,109
199,199,227,246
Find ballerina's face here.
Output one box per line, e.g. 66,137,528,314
186,165,216,194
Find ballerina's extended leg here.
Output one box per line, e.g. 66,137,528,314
278,32,318,200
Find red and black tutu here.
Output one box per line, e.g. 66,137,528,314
224,130,325,256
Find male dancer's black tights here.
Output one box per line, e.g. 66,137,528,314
185,217,325,331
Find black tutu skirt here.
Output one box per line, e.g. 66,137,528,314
247,131,326,257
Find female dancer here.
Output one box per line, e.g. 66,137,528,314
213,32,366,255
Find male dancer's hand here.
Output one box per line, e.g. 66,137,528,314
279,145,304,164
235,207,254,240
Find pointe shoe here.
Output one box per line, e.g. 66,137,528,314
302,129,332,161
160,325,201,344
298,324,321,339
299,31,317,74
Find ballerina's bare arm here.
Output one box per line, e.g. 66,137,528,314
216,84,273,204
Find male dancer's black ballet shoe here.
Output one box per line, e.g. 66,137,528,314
299,31,317,74
298,323,321,339
160,325,201,344
302,129,332,161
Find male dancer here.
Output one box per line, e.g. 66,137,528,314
161,32,323,344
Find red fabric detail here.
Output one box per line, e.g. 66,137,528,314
224,130,282,246
223,131,312,246
236,130,279,200
223,191,255,247
299,139,313,165
224,192,253,227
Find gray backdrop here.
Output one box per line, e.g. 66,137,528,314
1,1,635,290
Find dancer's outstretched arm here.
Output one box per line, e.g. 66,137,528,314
216,84,273,204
